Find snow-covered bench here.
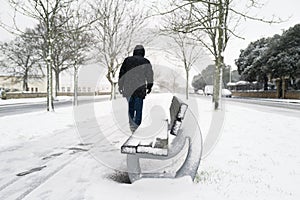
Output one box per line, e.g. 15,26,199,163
121,96,202,183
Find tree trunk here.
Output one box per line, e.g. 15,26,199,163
276,79,282,98
106,70,116,100
110,81,115,100
113,82,117,99
73,66,78,106
110,81,117,100
213,0,224,110
282,77,286,99
112,72,117,100
263,74,268,91
107,71,117,100
213,61,223,109
47,36,54,111
186,70,189,100
47,60,54,111
23,58,30,92
55,70,60,98
23,72,29,92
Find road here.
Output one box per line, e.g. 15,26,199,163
190,94,300,111
225,97,300,118
0,96,110,117
2,94,299,118
224,96,300,110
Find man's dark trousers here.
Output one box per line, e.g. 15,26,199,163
127,96,143,131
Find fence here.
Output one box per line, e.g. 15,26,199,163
232,91,300,99
3,91,110,99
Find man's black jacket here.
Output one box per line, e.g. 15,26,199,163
118,47,153,99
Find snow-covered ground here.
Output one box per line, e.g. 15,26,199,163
0,93,299,200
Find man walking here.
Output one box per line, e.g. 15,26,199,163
118,45,153,132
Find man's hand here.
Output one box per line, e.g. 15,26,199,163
146,88,151,94
118,88,123,94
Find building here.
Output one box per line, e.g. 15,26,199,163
0,63,111,95
0,75,46,92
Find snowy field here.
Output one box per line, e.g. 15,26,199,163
0,93,299,200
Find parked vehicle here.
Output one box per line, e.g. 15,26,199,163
196,89,204,95
204,85,213,96
0,88,7,99
0,88,4,97
204,85,232,98
222,89,232,98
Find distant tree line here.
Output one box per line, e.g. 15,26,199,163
192,64,240,92
235,23,300,97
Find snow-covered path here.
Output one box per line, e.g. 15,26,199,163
0,94,299,200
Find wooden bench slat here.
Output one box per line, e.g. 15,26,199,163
169,97,188,136
178,104,188,119
136,146,168,156
122,120,168,156
121,137,140,154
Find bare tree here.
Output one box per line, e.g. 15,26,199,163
64,9,95,106
50,10,94,99
91,0,148,100
168,33,202,99
0,29,43,91
162,0,281,109
169,69,181,93
51,16,75,98
30,19,75,98
153,66,181,93
5,0,86,111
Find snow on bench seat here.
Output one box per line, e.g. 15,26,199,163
121,137,140,154
121,120,168,156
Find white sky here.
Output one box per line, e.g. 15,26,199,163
224,0,300,69
0,0,299,71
